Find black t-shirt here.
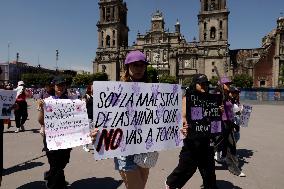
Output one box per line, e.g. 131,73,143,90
84,94,93,120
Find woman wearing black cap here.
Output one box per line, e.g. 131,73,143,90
38,76,72,189
166,74,219,189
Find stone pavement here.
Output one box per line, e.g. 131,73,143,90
1,100,284,189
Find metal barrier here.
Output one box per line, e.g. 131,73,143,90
239,89,284,101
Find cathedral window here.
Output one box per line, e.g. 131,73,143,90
106,35,110,47
211,0,216,10
106,8,111,21
112,30,116,46
204,22,207,30
204,33,207,40
112,7,115,20
210,27,216,39
101,31,104,47
204,0,209,11
102,8,106,21
219,20,223,29
220,32,223,40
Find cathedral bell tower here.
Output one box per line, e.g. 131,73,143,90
94,0,129,81
199,0,229,42
198,0,231,78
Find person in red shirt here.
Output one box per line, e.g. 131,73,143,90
14,81,28,133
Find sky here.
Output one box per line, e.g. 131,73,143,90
0,0,283,72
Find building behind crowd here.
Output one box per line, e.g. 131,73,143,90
93,0,231,83
93,0,284,88
0,61,79,86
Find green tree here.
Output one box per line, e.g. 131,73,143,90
21,73,53,87
182,77,193,87
92,72,108,81
233,74,253,88
72,72,108,87
147,66,158,83
72,74,92,87
210,76,219,87
159,74,177,84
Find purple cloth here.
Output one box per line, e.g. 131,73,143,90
222,101,234,121
218,76,232,85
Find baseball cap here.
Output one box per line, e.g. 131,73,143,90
124,50,149,65
18,81,24,86
52,76,66,85
191,74,210,84
230,86,240,93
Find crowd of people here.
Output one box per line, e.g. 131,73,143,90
0,50,247,189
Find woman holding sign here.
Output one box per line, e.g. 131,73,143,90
114,51,154,189
166,74,219,189
38,76,72,189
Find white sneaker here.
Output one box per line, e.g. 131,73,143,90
239,172,246,177
83,145,90,152
15,128,20,133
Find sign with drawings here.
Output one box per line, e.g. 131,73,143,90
44,99,91,150
186,93,222,137
92,81,183,160
240,104,252,127
0,89,17,119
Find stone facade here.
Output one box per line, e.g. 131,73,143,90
93,0,129,81
230,17,284,87
93,0,231,83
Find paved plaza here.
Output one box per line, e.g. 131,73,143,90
1,100,284,189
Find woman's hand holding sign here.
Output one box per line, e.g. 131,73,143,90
90,128,99,144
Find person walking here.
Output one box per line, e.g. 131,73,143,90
214,77,245,177
14,81,28,133
38,76,72,189
166,74,219,189
82,84,94,152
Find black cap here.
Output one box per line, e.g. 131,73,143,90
52,76,66,85
191,74,210,84
229,86,240,93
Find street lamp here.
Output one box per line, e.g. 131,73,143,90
56,50,59,71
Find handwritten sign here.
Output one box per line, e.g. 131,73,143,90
240,104,252,127
92,81,183,160
0,89,17,119
44,99,92,150
186,93,222,137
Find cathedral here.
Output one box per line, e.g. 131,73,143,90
93,0,284,88
93,0,230,83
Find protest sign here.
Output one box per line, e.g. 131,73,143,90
0,89,17,119
44,99,91,150
186,93,222,137
240,104,252,127
92,81,183,160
